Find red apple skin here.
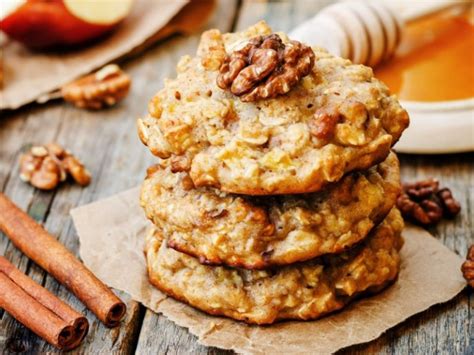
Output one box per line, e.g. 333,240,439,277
0,0,122,49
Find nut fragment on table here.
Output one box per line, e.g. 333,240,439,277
61,64,131,110
20,143,91,190
217,34,315,102
396,179,461,226
437,188,461,217
461,245,474,288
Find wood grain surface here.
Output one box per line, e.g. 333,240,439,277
0,0,472,353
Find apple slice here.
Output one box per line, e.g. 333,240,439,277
0,0,26,20
0,0,133,49
63,0,133,25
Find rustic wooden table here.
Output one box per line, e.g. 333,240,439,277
1,1,472,353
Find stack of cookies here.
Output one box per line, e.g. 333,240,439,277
138,22,409,325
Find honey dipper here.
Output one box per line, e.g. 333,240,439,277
290,0,469,67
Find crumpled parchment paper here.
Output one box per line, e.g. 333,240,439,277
71,187,466,354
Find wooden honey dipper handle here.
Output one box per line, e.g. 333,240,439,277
289,0,468,67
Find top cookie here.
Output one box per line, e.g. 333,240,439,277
138,21,409,195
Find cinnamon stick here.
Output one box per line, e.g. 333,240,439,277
0,256,88,350
0,193,126,327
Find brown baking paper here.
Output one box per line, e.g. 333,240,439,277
1,0,216,110
71,188,467,354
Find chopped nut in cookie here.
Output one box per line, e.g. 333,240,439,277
61,64,131,110
217,34,315,102
19,143,91,190
396,179,461,226
309,107,341,140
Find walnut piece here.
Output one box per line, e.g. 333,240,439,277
396,193,443,225
404,179,439,200
396,179,461,226
20,143,91,190
461,245,474,288
309,107,341,140
61,64,131,110
437,188,461,217
217,34,315,102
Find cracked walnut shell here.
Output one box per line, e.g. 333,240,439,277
217,33,315,102
20,143,91,190
61,64,131,109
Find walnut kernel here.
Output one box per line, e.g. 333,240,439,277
309,107,341,140
19,143,91,190
396,179,461,226
461,245,474,288
217,34,315,102
61,64,131,110
437,188,461,217
62,155,91,187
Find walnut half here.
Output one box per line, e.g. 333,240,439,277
217,34,315,102
61,64,131,110
20,143,91,190
396,179,461,225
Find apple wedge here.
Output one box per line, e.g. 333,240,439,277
63,0,133,25
0,0,133,49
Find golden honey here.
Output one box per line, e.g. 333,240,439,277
375,7,474,102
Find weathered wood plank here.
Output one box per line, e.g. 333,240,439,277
236,0,333,32
136,310,233,355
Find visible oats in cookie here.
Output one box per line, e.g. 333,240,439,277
138,21,409,195
141,152,400,269
145,209,404,325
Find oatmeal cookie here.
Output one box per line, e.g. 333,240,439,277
145,208,404,325
138,21,409,195
141,152,400,269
